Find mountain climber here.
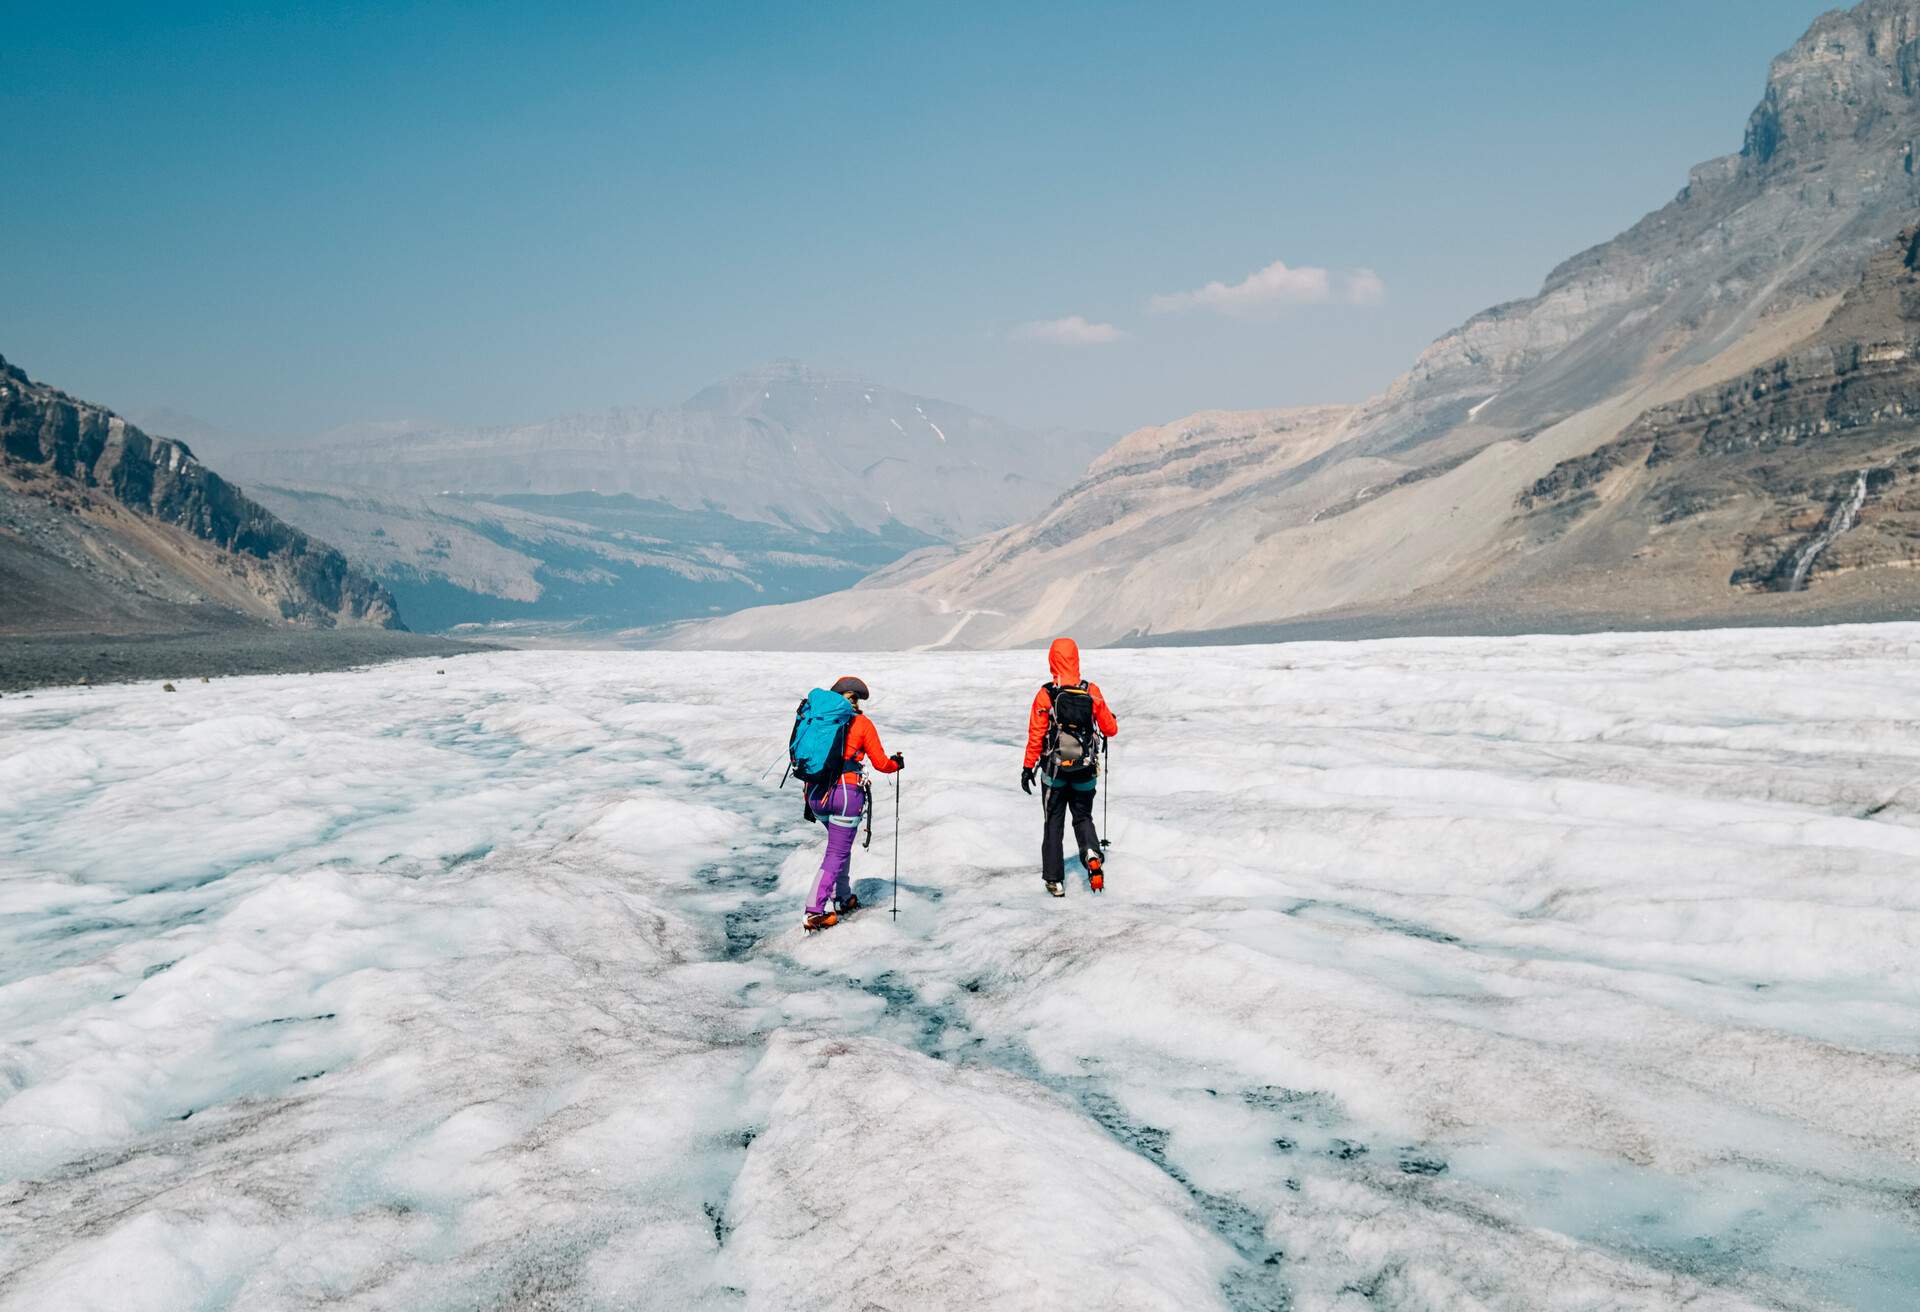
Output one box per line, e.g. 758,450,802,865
798,675,903,932
1021,638,1119,896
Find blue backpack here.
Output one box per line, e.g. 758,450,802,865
786,688,857,786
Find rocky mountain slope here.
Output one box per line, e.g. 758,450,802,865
671,0,1920,650
223,361,1111,542
0,356,401,636
1518,223,1920,597
1355,0,1920,463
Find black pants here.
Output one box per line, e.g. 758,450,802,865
1042,782,1101,883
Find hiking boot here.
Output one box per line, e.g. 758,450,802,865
840,893,860,914
1085,853,1104,893
804,911,838,933
1045,881,1065,898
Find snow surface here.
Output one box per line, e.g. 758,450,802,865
4,627,1920,1310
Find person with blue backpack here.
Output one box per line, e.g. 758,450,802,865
786,675,903,932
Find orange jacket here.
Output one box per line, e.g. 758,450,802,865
1023,637,1119,770
840,713,900,784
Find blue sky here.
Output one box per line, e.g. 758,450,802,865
2,1,1834,441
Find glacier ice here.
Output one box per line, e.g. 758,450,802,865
2,626,1919,1309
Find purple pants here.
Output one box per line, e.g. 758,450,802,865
807,782,865,915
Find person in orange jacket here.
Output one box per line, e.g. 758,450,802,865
805,675,903,931
1020,638,1119,896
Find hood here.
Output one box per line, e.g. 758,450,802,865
1048,637,1081,685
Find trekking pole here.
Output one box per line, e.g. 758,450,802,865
891,772,901,920
1100,739,1111,850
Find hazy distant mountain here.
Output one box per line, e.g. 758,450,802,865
222,362,1112,542
670,0,1920,650
246,483,933,634
0,357,400,637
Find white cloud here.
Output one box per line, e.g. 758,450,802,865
1344,267,1387,306
1013,315,1126,345
1149,259,1386,315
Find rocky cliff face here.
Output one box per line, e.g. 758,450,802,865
1350,0,1920,459
1521,224,1920,594
221,361,1112,543
0,356,401,634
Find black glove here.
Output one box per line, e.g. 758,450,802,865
890,752,905,771
1020,766,1035,795
802,794,817,824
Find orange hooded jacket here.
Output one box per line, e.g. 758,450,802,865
1023,637,1119,770
839,713,900,784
